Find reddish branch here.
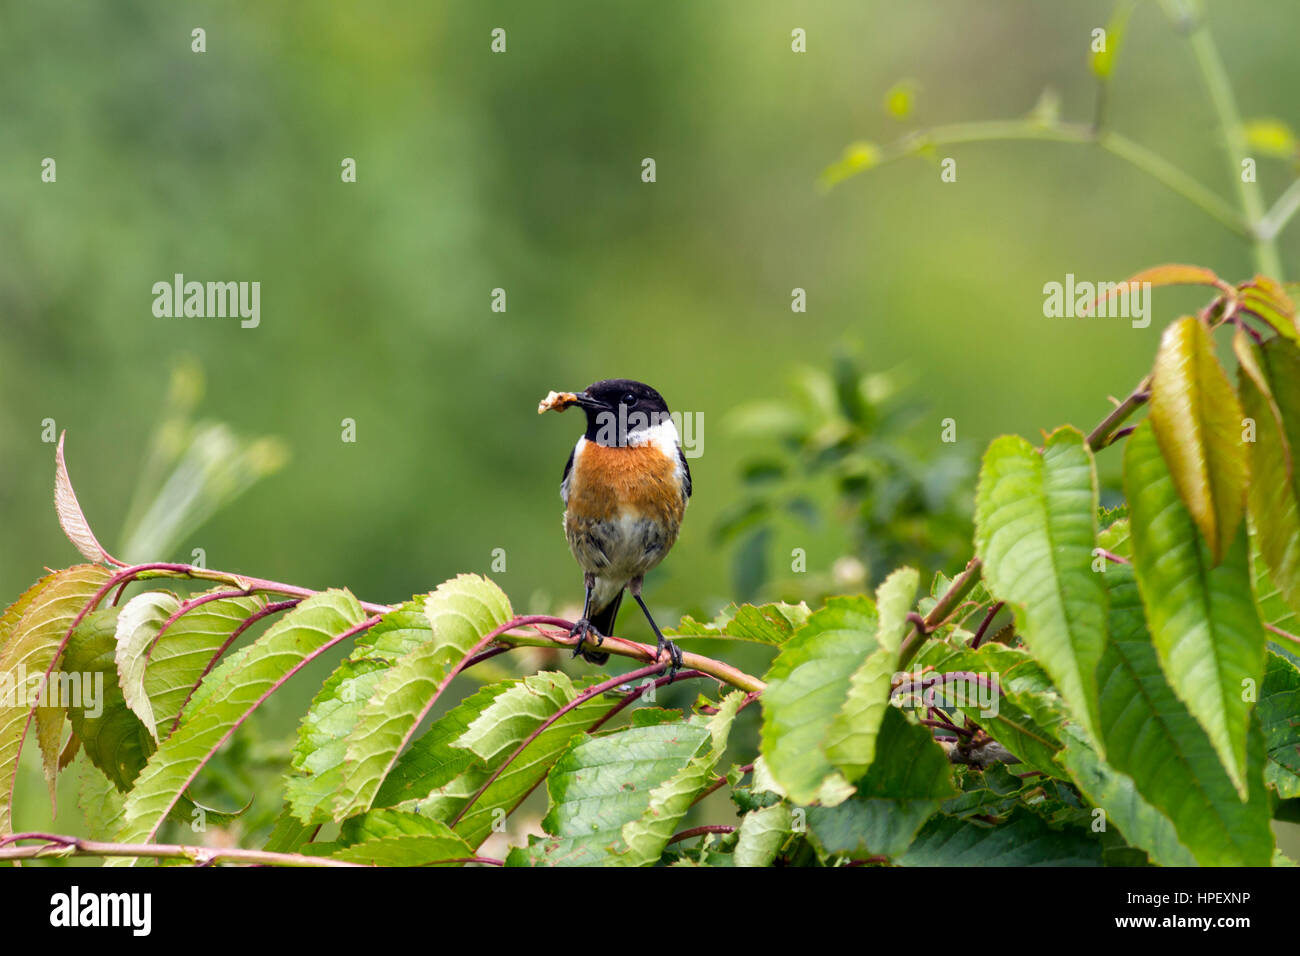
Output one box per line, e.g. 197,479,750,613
666,825,735,846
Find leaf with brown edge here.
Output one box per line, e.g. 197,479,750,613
1237,276,1300,343
54,433,117,566
1079,264,1229,317
1149,316,1248,564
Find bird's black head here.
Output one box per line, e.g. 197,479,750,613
574,379,671,445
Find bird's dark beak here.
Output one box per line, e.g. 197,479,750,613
571,391,606,410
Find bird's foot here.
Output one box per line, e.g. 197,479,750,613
569,618,605,659
656,638,683,683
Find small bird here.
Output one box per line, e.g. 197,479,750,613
538,379,690,677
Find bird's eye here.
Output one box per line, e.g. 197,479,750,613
621,392,637,407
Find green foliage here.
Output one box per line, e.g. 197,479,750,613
1239,335,1300,612
1094,564,1273,865
1149,316,1248,564
1261,652,1300,798
331,575,512,820
806,706,956,860
716,353,974,602
4,274,1300,869
759,597,879,805
0,564,113,831
62,608,153,792
899,807,1103,867
1125,422,1265,796
975,428,1107,749
114,590,368,852
508,694,742,866
668,601,811,645
6,3,1300,870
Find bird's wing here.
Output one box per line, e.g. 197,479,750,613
561,443,576,504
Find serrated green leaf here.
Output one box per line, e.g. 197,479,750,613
447,673,609,849
733,804,793,867
901,807,1102,866
144,590,265,739
349,599,431,661
507,715,716,867
114,591,180,741
333,810,476,866
185,643,253,718
618,692,744,866
62,608,153,791
759,596,880,804
1253,545,1299,635
822,567,919,781
0,564,113,831
1125,421,1266,797
1055,726,1196,867
1149,316,1248,563
113,590,368,851
286,656,393,824
281,596,429,826
1261,651,1300,797
373,682,513,810
668,601,812,645
1239,277,1300,343
75,755,127,840
456,672,578,762
974,427,1107,748
1098,517,1131,559
1095,561,1273,864
808,706,955,860
332,575,513,820
264,804,314,854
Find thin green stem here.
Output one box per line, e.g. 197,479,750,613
896,558,984,669
1096,131,1245,236
826,118,1248,238
1259,178,1300,242
1182,4,1282,277
1085,376,1152,450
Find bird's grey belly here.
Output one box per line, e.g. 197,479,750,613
565,512,674,606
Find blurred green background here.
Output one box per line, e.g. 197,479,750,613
4,1,1299,850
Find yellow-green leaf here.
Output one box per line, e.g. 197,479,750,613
1149,316,1248,563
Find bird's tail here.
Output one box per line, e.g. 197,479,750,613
582,590,623,665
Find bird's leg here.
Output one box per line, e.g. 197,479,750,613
570,573,600,659
629,577,681,681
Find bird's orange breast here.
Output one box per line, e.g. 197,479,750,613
566,442,685,528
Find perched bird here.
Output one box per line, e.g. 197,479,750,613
538,379,690,677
